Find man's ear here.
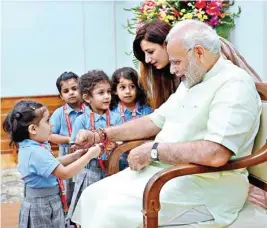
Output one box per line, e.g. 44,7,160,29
194,45,205,63
82,94,90,104
28,124,36,135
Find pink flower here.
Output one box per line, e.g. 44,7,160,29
208,16,220,27
195,0,206,9
212,0,223,7
136,22,145,34
206,2,221,16
144,0,156,10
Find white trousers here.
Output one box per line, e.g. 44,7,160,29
72,166,248,228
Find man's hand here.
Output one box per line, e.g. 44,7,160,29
128,142,153,171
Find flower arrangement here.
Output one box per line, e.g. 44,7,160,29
125,0,241,39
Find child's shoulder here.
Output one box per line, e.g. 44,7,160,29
110,109,121,118
109,109,122,124
78,111,89,118
84,105,91,113
137,102,153,114
18,140,51,158
110,110,121,120
51,105,64,116
74,111,89,123
139,103,151,108
110,104,119,113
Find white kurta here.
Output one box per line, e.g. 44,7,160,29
72,57,262,227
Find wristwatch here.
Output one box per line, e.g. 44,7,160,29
150,142,159,161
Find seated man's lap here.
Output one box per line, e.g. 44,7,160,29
73,166,249,227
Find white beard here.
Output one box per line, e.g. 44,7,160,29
183,55,206,88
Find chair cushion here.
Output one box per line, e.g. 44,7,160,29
228,201,267,228
156,202,267,227
248,184,267,209
248,101,267,183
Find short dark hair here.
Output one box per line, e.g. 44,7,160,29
56,71,79,93
110,67,148,110
79,70,111,98
3,100,46,147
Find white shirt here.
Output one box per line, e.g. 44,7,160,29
150,57,261,162
148,57,262,225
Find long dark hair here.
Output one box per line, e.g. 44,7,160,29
133,19,177,109
110,67,148,110
3,100,46,147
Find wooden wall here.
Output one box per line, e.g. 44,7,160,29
1,95,64,168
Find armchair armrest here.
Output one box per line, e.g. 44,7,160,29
143,143,267,228
107,140,150,176
255,82,267,100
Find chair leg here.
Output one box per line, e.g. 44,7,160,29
143,212,158,228
12,147,18,163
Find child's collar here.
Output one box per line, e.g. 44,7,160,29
19,139,50,147
64,103,84,114
88,109,109,122
119,102,142,115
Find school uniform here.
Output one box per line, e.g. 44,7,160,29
50,103,89,205
50,103,89,156
112,102,153,170
18,139,64,228
111,101,153,122
66,109,122,225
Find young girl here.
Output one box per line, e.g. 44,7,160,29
3,100,103,228
110,67,153,170
66,70,122,225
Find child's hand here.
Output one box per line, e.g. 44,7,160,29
74,149,88,158
71,143,93,151
87,144,104,158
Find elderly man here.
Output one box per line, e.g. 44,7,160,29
71,20,262,227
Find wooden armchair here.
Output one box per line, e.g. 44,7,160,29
107,95,267,227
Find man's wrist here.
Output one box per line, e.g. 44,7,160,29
150,142,160,161
94,128,109,144
92,130,101,143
